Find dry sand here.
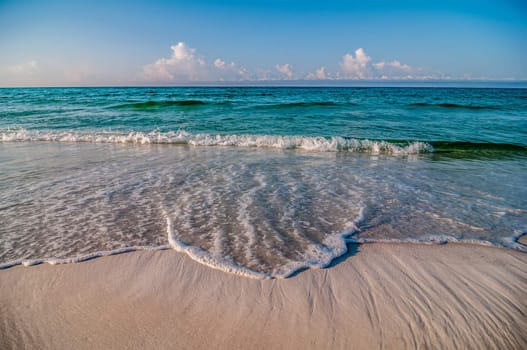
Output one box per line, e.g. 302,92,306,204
1,242,526,350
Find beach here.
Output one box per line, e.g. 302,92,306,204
2,0,527,347
1,87,526,349
1,242,526,349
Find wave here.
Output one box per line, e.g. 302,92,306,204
3,129,525,155
1,129,433,155
109,100,212,110
408,102,501,110
2,230,524,279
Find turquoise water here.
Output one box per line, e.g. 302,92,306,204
2,87,527,149
1,87,526,277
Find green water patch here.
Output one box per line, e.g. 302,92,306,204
408,102,503,110
427,141,527,160
109,100,212,110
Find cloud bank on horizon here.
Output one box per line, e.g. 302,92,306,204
2,40,522,86
142,42,424,82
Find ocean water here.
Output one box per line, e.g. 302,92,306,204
1,87,526,277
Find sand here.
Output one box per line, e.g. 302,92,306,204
1,243,526,350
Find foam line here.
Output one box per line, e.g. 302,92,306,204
1,129,433,154
0,245,171,270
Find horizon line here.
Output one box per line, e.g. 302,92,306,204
2,79,527,89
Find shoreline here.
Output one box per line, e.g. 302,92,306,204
2,236,526,277
1,242,526,349
518,234,527,246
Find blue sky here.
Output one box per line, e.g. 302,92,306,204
0,0,526,86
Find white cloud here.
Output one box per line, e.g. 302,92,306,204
338,49,414,79
214,58,238,71
373,60,412,72
141,42,418,83
371,60,414,80
275,63,293,79
236,66,250,80
306,67,328,80
143,43,253,82
340,48,372,79
214,58,227,69
8,60,39,75
213,58,250,80
315,67,327,79
143,42,206,81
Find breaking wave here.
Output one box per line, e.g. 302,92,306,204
1,129,434,154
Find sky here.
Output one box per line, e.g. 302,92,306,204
0,0,526,86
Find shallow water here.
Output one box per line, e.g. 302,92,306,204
1,87,526,277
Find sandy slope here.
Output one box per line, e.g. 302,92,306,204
1,243,526,350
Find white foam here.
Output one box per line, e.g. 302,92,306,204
0,245,171,270
273,209,364,278
0,129,434,154
164,206,366,279
3,231,524,277
349,234,527,252
1,137,523,278
165,215,271,279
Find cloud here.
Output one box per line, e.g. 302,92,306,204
8,60,39,75
373,60,413,79
143,42,206,81
337,48,414,79
213,58,250,80
339,48,372,79
141,42,418,83
373,60,411,72
143,42,252,82
214,58,228,69
275,64,293,79
1,60,111,86
306,67,328,80
315,67,327,79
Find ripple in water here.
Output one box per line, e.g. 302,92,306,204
1,142,526,277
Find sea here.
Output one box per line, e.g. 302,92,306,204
1,86,526,278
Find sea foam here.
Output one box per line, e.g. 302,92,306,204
1,129,433,154
1,137,525,278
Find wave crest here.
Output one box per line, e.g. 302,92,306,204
0,129,433,154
